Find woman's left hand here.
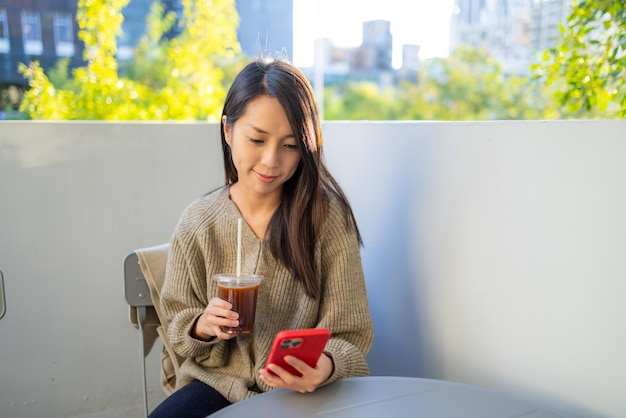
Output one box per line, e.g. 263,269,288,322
259,353,334,393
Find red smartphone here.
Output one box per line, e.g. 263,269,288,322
265,328,331,377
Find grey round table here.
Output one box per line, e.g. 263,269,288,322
210,376,564,417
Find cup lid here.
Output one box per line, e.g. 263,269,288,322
213,274,263,287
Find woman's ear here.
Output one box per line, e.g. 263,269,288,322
222,115,232,145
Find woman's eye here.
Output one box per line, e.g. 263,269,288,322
249,137,264,144
284,143,298,151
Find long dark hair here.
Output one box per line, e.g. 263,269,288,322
220,59,361,299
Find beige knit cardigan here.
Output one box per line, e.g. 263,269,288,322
161,186,374,403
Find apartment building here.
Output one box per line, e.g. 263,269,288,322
450,0,570,75
0,0,82,86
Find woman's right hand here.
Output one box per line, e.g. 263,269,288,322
191,297,239,341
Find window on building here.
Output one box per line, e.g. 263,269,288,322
54,12,75,57
0,9,9,54
22,11,43,56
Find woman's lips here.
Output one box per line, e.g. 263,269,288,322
255,171,278,183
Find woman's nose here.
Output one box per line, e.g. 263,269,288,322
261,146,280,167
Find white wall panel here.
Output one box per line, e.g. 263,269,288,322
1,120,625,417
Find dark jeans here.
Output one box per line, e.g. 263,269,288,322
148,380,231,418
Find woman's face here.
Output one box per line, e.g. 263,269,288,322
224,95,302,200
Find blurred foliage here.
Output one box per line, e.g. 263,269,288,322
19,0,241,120
15,0,624,121
531,0,625,118
325,47,557,121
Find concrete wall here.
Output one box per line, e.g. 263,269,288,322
1,120,625,417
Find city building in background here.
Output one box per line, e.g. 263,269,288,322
302,0,570,86
529,0,570,55
397,44,421,83
305,20,408,86
117,0,156,60
0,0,83,111
450,0,570,75
236,0,292,60
358,20,393,72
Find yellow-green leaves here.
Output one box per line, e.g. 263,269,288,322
532,0,625,118
20,0,241,120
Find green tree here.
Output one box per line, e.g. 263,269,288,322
19,0,241,120
324,47,552,121
532,0,626,117
324,82,400,120
413,47,552,120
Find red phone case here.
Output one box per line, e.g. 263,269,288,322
265,328,331,377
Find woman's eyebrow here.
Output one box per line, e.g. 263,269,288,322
246,123,295,140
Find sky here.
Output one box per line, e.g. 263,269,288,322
292,0,457,68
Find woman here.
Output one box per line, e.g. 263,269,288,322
149,59,373,417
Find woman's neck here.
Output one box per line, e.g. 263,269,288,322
228,183,280,239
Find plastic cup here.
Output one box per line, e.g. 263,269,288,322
213,274,263,334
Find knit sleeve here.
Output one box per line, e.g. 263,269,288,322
316,197,374,384
160,197,233,361
161,231,224,359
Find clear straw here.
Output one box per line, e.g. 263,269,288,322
236,218,242,278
